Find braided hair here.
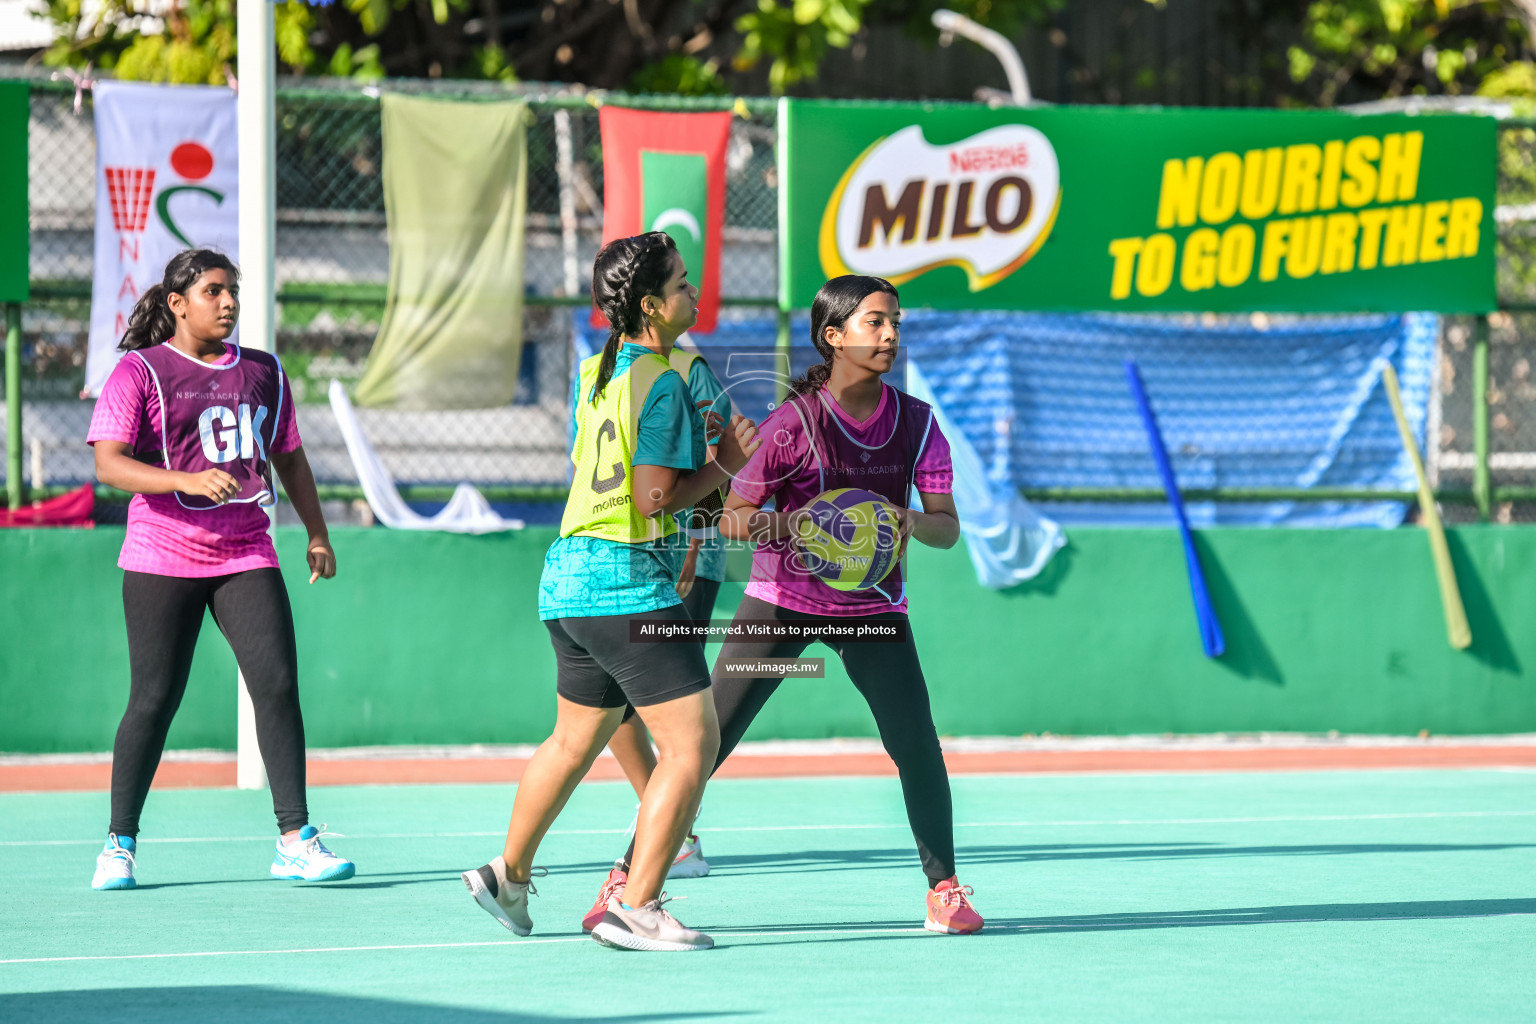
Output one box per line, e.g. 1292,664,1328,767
118,248,240,352
590,231,679,402
790,275,899,396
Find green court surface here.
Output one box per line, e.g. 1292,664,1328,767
2,770,1534,1022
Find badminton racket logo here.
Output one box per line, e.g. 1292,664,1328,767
104,167,156,234
105,143,226,247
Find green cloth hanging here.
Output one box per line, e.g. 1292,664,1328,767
356,95,528,409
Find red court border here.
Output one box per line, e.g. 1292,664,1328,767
3,745,1534,793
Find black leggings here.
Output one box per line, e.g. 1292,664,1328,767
627,593,957,886
111,569,308,837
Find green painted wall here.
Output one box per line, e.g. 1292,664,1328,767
2,525,1532,752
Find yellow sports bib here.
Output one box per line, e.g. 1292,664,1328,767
668,346,700,381
561,350,677,544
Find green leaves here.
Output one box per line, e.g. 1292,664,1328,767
102,0,237,84
275,1,315,72
344,0,393,37
345,0,461,36
1287,0,1514,105
1479,61,1536,100
34,0,480,84
328,42,385,82
734,0,872,93
630,54,727,96
475,44,518,84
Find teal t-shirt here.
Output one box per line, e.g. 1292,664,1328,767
540,344,704,620
672,356,731,583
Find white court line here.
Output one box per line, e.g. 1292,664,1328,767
12,911,1536,966
0,927,950,965
635,810,1536,832
0,938,585,964
3,810,1535,849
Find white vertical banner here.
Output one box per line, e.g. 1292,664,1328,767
85,82,239,397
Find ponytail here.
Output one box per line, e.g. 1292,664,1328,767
117,284,176,352
590,231,678,402
790,274,899,396
793,361,832,396
117,248,241,352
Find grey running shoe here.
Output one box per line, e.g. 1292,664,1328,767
591,894,714,952
462,858,544,936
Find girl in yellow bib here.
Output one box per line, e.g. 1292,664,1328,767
461,231,759,952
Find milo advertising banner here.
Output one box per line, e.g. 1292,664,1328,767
779,100,1496,312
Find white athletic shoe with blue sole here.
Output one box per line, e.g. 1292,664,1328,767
91,834,137,891
271,824,355,882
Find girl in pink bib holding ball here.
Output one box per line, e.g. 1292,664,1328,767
85,249,355,890
597,274,984,936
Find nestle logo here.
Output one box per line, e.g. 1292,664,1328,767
948,145,1030,174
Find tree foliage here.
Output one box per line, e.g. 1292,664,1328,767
732,0,870,94
25,0,1536,104
1284,0,1527,106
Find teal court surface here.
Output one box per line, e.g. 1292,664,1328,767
2,769,1534,1022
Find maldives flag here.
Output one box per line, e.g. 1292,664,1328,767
596,108,731,333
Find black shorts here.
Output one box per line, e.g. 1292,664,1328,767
545,603,711,711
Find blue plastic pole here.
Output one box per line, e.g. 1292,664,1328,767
1125,359,1226,658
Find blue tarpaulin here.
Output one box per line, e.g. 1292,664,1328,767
574,310,1438,530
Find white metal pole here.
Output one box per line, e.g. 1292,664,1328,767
556,109,581,452
932,9,1031,104
236,0,276,792
554,110,580,297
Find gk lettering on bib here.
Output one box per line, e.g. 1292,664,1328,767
131,344,284,510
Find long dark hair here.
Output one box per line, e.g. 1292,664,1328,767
117,248,241,352
790,275,899,396
590,231,678,402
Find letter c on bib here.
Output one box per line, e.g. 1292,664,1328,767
199,405,239,464
591,418,626,494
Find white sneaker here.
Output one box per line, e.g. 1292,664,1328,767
591,894,714,952
626,803,710,879
462,858,545,936
270,825,355,882
91,834,137,891
669,835,711,879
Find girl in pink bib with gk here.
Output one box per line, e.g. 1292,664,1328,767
85,249,355,890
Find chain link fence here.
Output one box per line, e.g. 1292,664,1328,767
6,77,780,516
1435,119,1536,522
4,74,1536,522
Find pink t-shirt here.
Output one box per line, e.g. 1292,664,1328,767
730,382,952,616
86,343,301,578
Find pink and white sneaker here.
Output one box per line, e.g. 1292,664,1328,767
624,803,711,879
925,877,984,934
669,834,710,879
583,864,628,933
